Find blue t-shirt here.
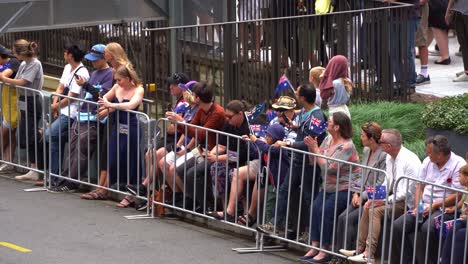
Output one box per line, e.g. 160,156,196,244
79,67,113,113
0,58,20,78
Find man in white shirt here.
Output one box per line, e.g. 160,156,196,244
346,128,421,263
45,44,89,187
391,135,466,264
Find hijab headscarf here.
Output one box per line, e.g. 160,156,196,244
318,55,349,101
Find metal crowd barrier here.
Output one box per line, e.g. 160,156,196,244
386,176,468,264
0,82,48,190
236,144,388,256
43,93,153,216
149,118,263,231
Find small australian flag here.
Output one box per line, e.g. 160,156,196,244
309,117,328,135
366,185,386,200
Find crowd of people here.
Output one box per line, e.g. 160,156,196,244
1,22,467,263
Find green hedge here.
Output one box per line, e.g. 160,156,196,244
348,102,426,160
421,94,468,135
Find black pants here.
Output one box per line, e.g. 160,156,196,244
18,96,44,169
184,160,214,212
455,11,468,72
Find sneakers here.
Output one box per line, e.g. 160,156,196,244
456,71,466,77
135,201,148,211
453,73,468,82
126,184,147,197
339,249,356,257
0,163,15,173
348,253,374,263
256,222,285,236
298,232,310,243
48,182,78,193
415,74,430,86
15,170,40,181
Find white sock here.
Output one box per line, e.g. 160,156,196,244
420,65,428,77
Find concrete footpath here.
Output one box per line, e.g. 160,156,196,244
0,177,296,264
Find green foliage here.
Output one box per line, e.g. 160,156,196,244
421,94,468,135
349,102,426,160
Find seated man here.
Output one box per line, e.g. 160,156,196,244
164,82,225,212
343,128,421,263
391,135,466,264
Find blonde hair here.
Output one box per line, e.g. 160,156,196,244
309,66,325,83
14,39,38,58
183,90,196,105
342,77,353,93
460,165,468,177
115,64,141,86
106,42,131,67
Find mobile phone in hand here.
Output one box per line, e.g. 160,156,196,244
166,103,173,112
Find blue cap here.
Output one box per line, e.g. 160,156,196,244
266,123,285,141
84,44,105,61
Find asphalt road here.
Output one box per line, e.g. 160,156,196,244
0,176,296,264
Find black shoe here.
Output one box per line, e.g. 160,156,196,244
135,201,148,211
48,182,78,193
126,184,147,197
434,57,451,65
415,74,430,86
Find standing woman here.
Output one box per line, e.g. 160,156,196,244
98,64,144,207
104,42,132,69
318,55,353,118
0,39,44,180
88,42,133,199
447,0,468,82
0,44,21,172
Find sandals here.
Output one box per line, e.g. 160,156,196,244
81,190,107,200
237,213,257,227
116,196,135,208
208,211,236,222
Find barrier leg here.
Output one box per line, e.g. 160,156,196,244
232,233,287,254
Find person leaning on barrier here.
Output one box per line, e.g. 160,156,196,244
90,42,134,197
164,82,225,211
46,43,90,188
206,100,252,219
0,44,21,173
97,64,144,208
256,84,327,237
48,44,113,194
212,97,298,226
133,81,199,211
335,121,387,253
0,39,44,181
299,111,360,263
441,164,468,264
391,135,466,264
233,123,290,227
341,128,421,263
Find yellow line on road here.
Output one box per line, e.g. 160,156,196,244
0,242,32,252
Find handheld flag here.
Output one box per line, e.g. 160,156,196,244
245,103,265,122
275,75,295,96
309,117,328,136
366,185,386,200
250,124,269,139
434,215,463,238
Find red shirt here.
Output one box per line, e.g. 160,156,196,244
181,103,225,150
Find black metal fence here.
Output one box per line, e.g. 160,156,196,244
1,0,414,117
148,0,413,107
